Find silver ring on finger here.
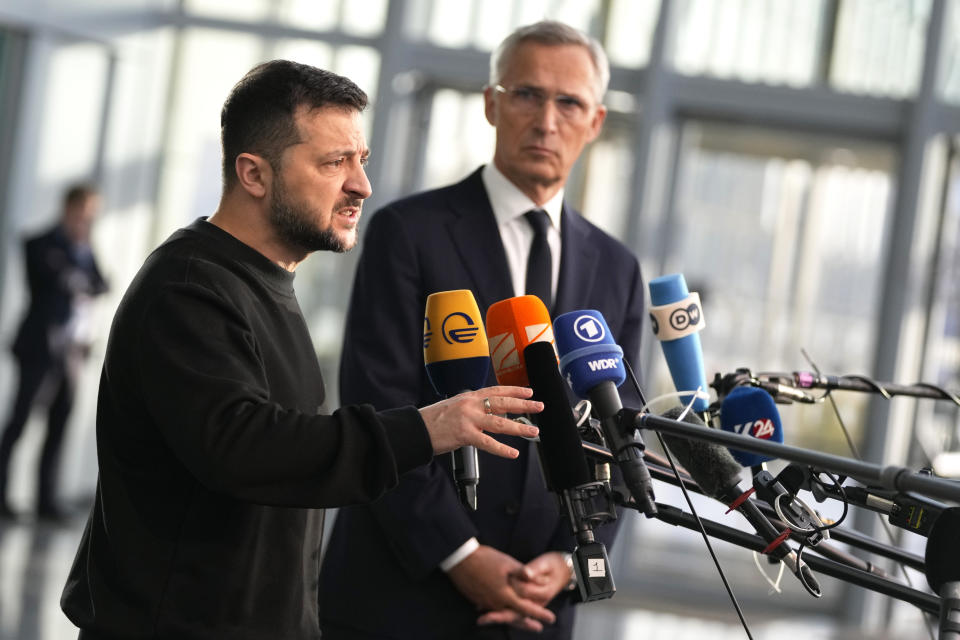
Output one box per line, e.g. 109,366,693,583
483,397,493,414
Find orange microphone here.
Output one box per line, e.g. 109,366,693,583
485,295,556,387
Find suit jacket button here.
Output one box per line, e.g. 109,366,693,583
504,501,520,515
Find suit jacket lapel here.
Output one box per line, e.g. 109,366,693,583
443,169,515,310
554,205,601,315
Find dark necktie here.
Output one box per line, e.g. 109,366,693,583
524,209,553,310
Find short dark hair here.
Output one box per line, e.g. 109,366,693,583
220,60,368,189
64,183,98,208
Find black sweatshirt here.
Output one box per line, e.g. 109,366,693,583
62,219,432,639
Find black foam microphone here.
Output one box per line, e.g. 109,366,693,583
925,507,960,638
523,341,592,491
661,406,821,596
524,340,616,602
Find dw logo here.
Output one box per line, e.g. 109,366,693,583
669,303,702,332
442,311,480,344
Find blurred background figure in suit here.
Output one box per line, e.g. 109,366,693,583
0,183,107,521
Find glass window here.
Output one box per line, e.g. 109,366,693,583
411,0,603,52
941,0,960,103
272,38,335,70
650,120,895,454
183,0,272,22
275,0,340,32
672,0,825,87
339,0,388,36
184,0,388,36
420,89,494,190
155,28,261,240
830,0,931,98
577,116,637,239
36,42,109,197
604,0,660,69
918,138,960,475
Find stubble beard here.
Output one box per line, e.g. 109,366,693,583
269,174,357,254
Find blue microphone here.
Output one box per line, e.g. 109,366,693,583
719,386,785,467
554,311,625,398
555,310,656,517
648,274,708,412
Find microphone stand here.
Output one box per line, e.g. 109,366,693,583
631,411,960,504
615,497,941,615
640,458,925,575
779,371,960,404
582,442,926,579
713,367,960,405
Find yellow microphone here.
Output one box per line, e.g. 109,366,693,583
423,289,490,510
423,290,491,396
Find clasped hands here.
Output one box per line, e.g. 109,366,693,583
448,545,573,633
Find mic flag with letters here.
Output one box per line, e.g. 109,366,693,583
719,385,784,467
423,289,490,510
485,295,555,387
423,289,491,396
649,273,709,412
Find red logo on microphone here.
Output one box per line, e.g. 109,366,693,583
751,419,775,440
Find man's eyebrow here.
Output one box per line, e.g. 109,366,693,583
318,147,371,162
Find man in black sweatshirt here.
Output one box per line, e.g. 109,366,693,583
60,60,546,640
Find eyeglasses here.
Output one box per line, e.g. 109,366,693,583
493,84,593,121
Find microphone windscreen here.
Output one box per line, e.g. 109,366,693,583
485,295,555,387
924,507,960,592
423,289,490,396
648,274,708,411
524,341,592,490
660,406,742,500
553,310,625,399
719,386,784,466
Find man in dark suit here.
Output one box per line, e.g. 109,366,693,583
0,184,108,520
319,21,645,639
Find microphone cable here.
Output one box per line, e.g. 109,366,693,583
788,469,849,598
800,348,937,640
623,358,756,640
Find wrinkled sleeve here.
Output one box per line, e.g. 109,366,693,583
133,281,432,508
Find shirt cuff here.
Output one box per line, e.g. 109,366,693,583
439,537,479,572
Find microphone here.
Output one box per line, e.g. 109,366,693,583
660,406,821,596
524,340,616,602
523,341,592,492
719,386,784,468
924,507,960,638
423,289,490,510
648,274,709,412
485,295,555,387
486,295,561,490
554,310,657,517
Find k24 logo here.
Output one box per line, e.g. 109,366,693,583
731,418,776,440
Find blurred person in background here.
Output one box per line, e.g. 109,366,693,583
319,20,645,640
0,183,107,521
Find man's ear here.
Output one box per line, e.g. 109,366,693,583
483,86,497,126
235,153,271,199
584,104,607,144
